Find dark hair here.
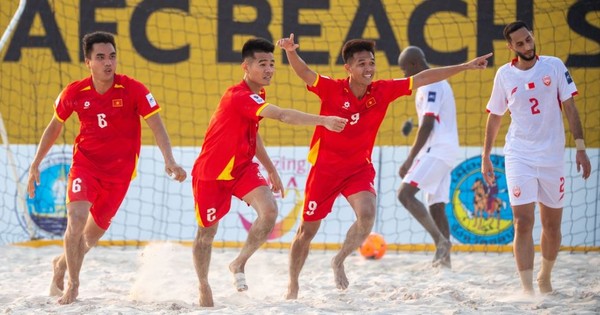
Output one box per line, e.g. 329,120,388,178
242,38,275,60
341,39,375,64
503,21,531,42
82,31,116,59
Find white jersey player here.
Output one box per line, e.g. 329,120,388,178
397,46,458,268
482,20,591,295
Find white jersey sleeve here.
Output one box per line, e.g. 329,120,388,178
486,65,509,115
548,57,578,102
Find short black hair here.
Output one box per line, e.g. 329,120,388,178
341,39,375,64
242,38,274,60
82,31,116,59
504,21,531,42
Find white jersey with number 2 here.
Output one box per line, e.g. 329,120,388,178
486,56,578,166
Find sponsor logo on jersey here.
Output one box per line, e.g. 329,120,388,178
250,94,265,104
446,155,513,244
112,99,123,107
543,75,551,86
511,86,517,96
146,93,157,107
83,101,91,109
427,91,437,102
565,71,573,84
343,101,350,109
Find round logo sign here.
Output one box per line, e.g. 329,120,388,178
16,153,71,237
445,154,513,244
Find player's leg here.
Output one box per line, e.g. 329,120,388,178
286,219,321,299
511,203,536,293
333,191,376,290
536,165,565,294
58,200,92,305
429,203,451,267
193,224,218,307
398,157,450,264
230,185,278,281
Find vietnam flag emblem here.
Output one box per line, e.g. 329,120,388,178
112,99,123,107
366,97,376,108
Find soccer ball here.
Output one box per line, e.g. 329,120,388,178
359,232,387,259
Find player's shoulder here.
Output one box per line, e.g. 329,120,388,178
114,74,146,89
537,56,566,70
227,81,266,104
61,77,92,98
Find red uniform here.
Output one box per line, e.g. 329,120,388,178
55,74,161,229
303,74,413,221
192,81,270,227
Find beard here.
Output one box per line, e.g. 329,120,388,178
516,46,536,61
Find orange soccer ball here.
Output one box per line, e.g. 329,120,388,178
359,232,387,259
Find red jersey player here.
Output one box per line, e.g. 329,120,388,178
278,33,491,299
190,38,347,307
26,31,187,305
482,21,591,295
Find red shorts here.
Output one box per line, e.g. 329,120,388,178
67,167,130,230
303,164,376,221
192,163,267,227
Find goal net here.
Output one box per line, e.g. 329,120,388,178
1,0,598,252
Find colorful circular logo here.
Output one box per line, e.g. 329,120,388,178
445,155,513,244
16,153,71,237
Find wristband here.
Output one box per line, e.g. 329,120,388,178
575,139,585,151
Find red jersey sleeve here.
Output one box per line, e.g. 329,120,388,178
307,74,338,99
127,78,161,119
379,77,413,102
238,89,268,121
53,88,74,122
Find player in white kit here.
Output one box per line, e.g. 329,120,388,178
397,46,459,268
482,21,591,294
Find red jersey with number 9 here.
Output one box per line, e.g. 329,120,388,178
306,74,412,169
54,74,161,183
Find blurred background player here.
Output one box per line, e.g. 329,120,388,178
482,20,591,294
26,31,187,304
397,46,458,268
190,38,347,307
278,33,491,299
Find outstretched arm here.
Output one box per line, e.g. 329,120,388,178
277,33,318,86
255,134,284,198
146,113,187,182
481,113,502,186
28,117,63,197
563,97,591,179
259,104,347,132
412,53,493,90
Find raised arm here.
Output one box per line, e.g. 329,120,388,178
412,53,493,90
27,117,64,197
277,33,318,86
259,104,347,132
562,97,591,179
481,113,503,185
145,113,187,182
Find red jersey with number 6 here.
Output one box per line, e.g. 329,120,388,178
54,74,161,183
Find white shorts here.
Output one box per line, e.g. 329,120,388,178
402,155,452,206
505,158,565,208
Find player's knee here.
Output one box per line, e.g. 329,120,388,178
297,222,319,240
397,187,414,206
513,216,534,233
258,204,278,225
194,227,217,246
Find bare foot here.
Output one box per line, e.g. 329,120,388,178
331,257,349,290
286,281,299,300
432,239,451,267
57,285,78,305
199,283,214,307
537,272,553,294
49,255,66,296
